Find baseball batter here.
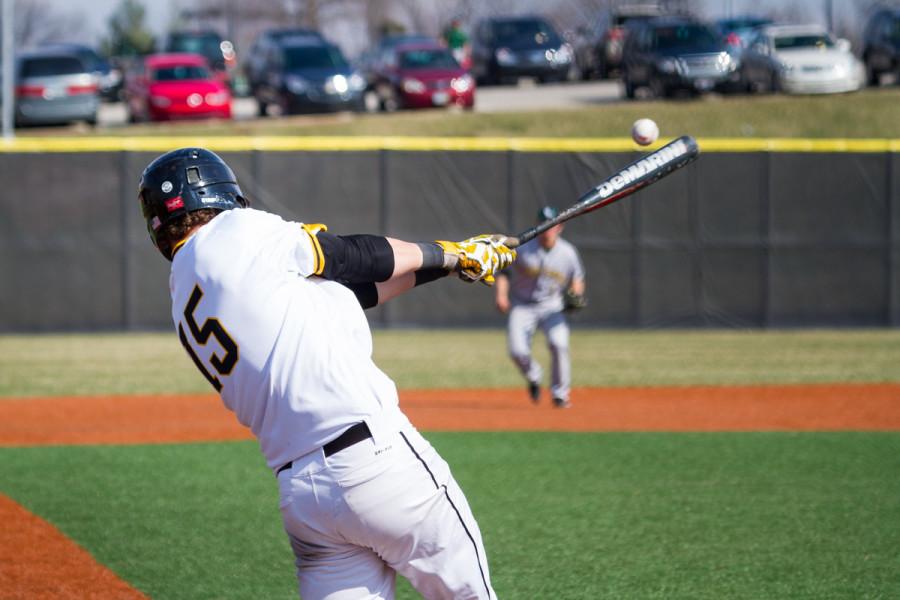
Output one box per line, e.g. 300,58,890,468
139,148,516,599
495,206,586,408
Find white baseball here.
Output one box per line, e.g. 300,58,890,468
631,118,659,146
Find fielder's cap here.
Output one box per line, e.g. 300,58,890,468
537,205,559,222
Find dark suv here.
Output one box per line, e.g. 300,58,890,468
250,35,366,115
862,8,900,86
621,17,738,98
245,28,326,96
471,16,573,84
573,3,667,79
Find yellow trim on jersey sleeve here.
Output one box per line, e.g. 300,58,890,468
170,237,190,257
301,223,328,276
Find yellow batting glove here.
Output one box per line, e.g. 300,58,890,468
434,240,462,270
455,234,517,286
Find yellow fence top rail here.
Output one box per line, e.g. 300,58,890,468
0,136,898,153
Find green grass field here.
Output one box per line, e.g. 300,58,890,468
2,434,898,599
31,87,900,139
2,330,899,599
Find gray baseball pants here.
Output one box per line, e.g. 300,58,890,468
506,304,571,401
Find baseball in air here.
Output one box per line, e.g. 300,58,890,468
631,118,659,146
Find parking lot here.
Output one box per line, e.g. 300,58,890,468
95,79,624,127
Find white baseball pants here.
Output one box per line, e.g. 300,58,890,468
277,415,496,600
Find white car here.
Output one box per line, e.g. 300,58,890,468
740,24,865,94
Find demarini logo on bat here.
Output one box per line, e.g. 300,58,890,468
595,138,691,199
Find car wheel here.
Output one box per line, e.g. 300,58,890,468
381,92,399,112
277,95,293,116
649,77,666,99
485,64,502,86
381,95,399,112
753,72,772,94
598,61,610,80
578,63,592,81
866,62,880,86
376,84,398,112
363,90,380,113
623,76,636,99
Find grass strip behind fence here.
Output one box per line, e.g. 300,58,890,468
1,329,899,398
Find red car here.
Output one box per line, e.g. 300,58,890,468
126,53,232,122
371,42,475,111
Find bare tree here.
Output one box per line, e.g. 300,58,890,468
10,0,86,48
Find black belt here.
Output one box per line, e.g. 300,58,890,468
276,421,372,476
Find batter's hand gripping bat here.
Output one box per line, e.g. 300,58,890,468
505,135,700,248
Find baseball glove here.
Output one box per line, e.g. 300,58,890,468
563,289,588,312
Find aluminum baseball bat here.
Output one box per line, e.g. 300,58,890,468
506,135,700,248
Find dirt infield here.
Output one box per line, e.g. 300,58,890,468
0,494,147,600
1,384,899,447
2,383,899,598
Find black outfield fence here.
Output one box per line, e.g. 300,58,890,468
0,137,897,331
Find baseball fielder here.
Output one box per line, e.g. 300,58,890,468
139,148,515,599
495,206,585,408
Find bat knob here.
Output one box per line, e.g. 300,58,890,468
504,236,521,248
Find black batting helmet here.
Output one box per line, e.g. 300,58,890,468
138,148,248,254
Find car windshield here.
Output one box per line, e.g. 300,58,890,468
153,65,209,81
168,34,222,60
653,24,720,49
718,18,770,32
493,20,560,45
382,35,433,48
618,15,660,28
46,47,106,71
773,34,834,50
284,45,348,70
21,56,84,77
399,49,458,69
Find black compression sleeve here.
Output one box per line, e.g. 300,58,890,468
343,282,379,309
415,268,450,287
316,232,395,283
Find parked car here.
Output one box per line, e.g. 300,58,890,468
164,29,236,85
714,15,774,57
125,53,232,122
368,42,474,111
40,43,122,101
740,25,865,94
573,2,668,80
245,28,326,95
355,33,438,89
470,16,572,84
862,8,900,86
14,49,99,127
251,36,365,115
621,16,739,98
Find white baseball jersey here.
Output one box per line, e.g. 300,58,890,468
169,207,496,599
169,207,401,470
